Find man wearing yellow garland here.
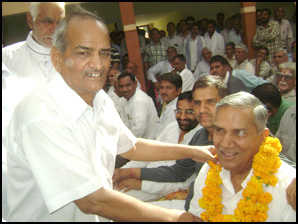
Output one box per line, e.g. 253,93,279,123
189,92,296,222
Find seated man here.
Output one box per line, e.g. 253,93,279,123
223,42,237,69
250,47,271,79
115,91,202,202
193,47,212,81
277,61,296,102
251,83,295,136
118,73,158,139
150,73,182,140
172,54,195,93
189,92,296,222
234,44,255,75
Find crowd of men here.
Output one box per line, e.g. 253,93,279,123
2,2,296,222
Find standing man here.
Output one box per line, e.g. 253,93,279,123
6,10,217,222
118,73,158,139
220,17,233,45
151,73,182,140
234,44,255,75
172,54,195,93
253,8,281,63
143,28,168,73
161,22,183,54
228,18,244,45
274,6,294,53
204,19,225,56
2,2,65,85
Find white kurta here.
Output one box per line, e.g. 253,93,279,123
2,31,56,86
161,35,183,54
189,161,296,222
193,59,210,81
147,60,174,83
249,58,271,78
6,71,136,222
178,67,195,93
204,31,225,56
234,59,255,75
124,88,158,139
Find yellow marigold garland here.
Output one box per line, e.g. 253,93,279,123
198,137,282,222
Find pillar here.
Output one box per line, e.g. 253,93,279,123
240,2,257,60
119,2,146,92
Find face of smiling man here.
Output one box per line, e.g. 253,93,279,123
51,17,111,107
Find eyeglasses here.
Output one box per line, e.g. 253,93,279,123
276,72,294,81
174,109,195,116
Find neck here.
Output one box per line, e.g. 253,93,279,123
227,54,233,60
80,93,95,107
206,126,215,141
191,34,197,40
169,33,175,38
178,130,187,143
230,166,252,194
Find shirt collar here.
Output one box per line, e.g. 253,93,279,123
223,71,230,84
26,31,51,56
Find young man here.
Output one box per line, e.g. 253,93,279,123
250,47,271,79
204,19,225,56
189,92,296,222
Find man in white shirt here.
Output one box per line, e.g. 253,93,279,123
223,42,237,69
234,44,255,75
189,92,296,222
228,17,243,46
118,73,158,139
6,10,217,222
204,19,225,56
151,73,182,140
161,22,183,54
184,23,206,72
274,6,294,52
220,17,233,45
250,47,271,79
2,2,65,86
116,91,202,202
147,46,177,90
172,54,195,92
277,61,296,102
193,47,212,81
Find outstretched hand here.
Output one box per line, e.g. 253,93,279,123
191,145,219,165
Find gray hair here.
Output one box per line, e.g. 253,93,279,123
52,9,107,53
278,61,296,78
216,91,268,134
274,48,288,57
202,47,211,53
235,44,248,54
30,2,65,21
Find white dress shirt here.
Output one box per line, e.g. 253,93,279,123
2,31,56,86
147,60,174,83
193,59,210,81
249,58,271,78
278,19,294,52
151,97,178,140
161,35,183,54
220,28,231,45
178,67,195,93
281,88,296,103
234,59,255,75
204,31,225,56
223,54,237,69
6,70,136,222
124,88,158,139
189,161,296,222
122,122,202,202
228,29,243,45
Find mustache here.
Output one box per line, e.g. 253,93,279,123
85,69,105,74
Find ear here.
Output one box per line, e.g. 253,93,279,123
261,128,269,139
50,47,63,73
26,12,34,30
177,87,182,96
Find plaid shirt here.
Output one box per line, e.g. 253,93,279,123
253,20,282,63
143,41,168,68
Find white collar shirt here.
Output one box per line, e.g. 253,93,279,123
193,59,210,81
189,161,296,222
235,59,255,75
161,35,183,54
204,31,225,56
6,70,136,222
249,58,271,78
282,88,296,103
223,54,237,69
278,19,294,52
147,60,174,83
2,31,56,86
228,28,243,46
124,88,158,139
223,71,230,85
178,67,195,93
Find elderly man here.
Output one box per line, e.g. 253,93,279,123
234,44,255,75
2,2,65,85
274,6,294,52
6,10,219,222
209,55,249,94
189,92,296,222
184,23,206,73
267,48,289,86
277,61,296,102
147,46,177,90
115,91,202,202
151,73,182,140
193,47,212,81
172,54,195,93
253,8,282,63
250,47,271,79
204,19,225,56
161,22,183,54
